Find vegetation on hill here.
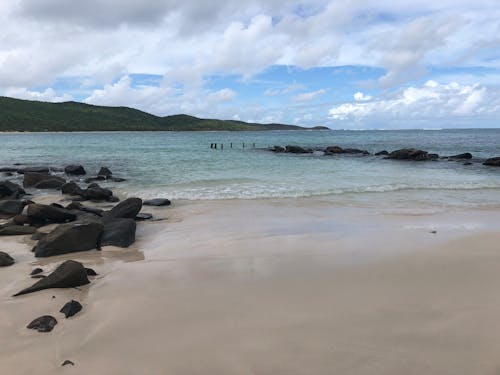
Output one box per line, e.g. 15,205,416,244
0,96,329,132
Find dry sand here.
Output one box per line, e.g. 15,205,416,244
1,198,500,374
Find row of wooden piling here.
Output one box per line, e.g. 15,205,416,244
210,142,256,149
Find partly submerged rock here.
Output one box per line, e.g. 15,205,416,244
61,182,83,195
446,152,473,160
13,260,90,296
483,157,500,166
64,165,86,176
60,300,83,318
33,222,103,257
143,198,171,207
34,178,66,190
375,150,389,156
285,145,312,154
387,148,436,161
0,251,15,267
27,315,57,332
23,172,65,188
97,167,112,178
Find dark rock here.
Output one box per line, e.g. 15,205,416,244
34,178,66,189
31,231,47,241
109,197,142,219
23,172,65,187
33,222,103,257
271,146,285,153
83,186,113,201
61,182,83,195
375,150,389,156
285,145,312,154
31,274,46,279
27,204,76,223
61,360,75,367
18,166,50,174
101,218,136,247
0,251,15,267
110,177,126,182
325,146,343,154
97,167,112,178
0,167,17,172
0,180,25,199
483,157,500,166
0,225,37,236
64,165,86,175
107,196,120,203
31,268,43,275
342,148,370,155
0,200,27,218
135,213,153,221
446,152,473,159
143,198,171,207
428,153,439,160
27,315,57,332
387,148,434,161
66,201,103,216
13,260,90,296
464,162,473,166
60,300,82,318
85,268,98,276
3,172,13,176
84,176,106,183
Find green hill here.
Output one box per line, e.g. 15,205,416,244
0,96,329,132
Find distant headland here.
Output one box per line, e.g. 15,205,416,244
0,96,330,132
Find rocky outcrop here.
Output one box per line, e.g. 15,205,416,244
0,251,15,267
446,152,473,159
18,166,50,174
82,186,114,201
61,182,83,195
387,148,438,161
0,200,27,218
325,146,344,154
34,178,66,189
33,222,103,257
100,218,136,247
375,150,389,156
108,197,142,219
13,260,90,296
27,316,57,332
98,167,112,178
66,201,103,216
64,165,86,175
143,198,171,207
270,146,285,153
484,157,500,166
27,204,76,223
285,145,312,154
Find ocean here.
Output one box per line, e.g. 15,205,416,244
1,129,500,210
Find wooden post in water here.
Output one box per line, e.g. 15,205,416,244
230,143,233,148
215,143,217,149
221,144,224,150
243,142,245,148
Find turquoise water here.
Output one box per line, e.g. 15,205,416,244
1,129,500,208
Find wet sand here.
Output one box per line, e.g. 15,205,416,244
2,198,500,374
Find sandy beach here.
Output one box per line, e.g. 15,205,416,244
2,198,500,374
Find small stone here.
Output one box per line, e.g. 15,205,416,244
27,315,57,332
85,268,98,276
30,268,43,275
61,360,75,367
135,213,153,221
60,300,83,318
0,251,15,267
430,230,437,234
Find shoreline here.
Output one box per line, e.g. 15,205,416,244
3,198,500,373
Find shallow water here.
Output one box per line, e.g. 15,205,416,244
1,129,500,208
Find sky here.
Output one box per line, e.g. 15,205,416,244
1,0,499,129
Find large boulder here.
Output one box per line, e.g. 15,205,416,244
24,172,65,188
66,201,103,216
33,222,103,257
484,157,500,166
0,251,15,267
0,180,25,199
13,260,90,296
108,197,142,219
387,148,435,161
82,186,113,201
143,198,171,207
64,165,86,175
0,225,37,236
285,145,312,154
27,204,76,223
101,218,136,247
0,200,27,218
34,178,66,189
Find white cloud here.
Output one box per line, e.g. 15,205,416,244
353,92,371,101
206,88,236,102
292,89,326,102
328,81,500,123
3,87,73,102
